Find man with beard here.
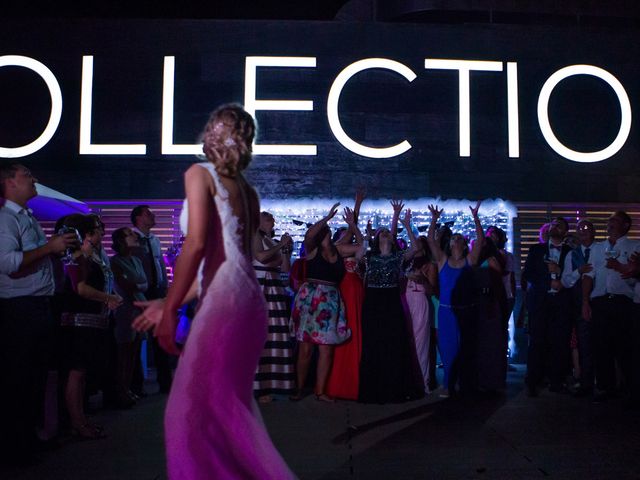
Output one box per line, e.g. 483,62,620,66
521,217,572,397
582,211,639,402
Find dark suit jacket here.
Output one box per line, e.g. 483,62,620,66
522,242,571,315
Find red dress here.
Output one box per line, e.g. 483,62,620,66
326,259,364,400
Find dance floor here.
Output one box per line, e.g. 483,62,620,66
4,367,640,480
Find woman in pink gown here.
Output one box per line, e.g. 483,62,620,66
134,104,295,480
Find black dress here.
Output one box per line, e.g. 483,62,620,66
59,253,113,374
358,252,424,403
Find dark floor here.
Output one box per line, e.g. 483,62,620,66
4,366,640,480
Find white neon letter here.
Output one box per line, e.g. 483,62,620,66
327,58,416,159
161,56,201,155
425,59,503,157
244,56,316,156
0,55,62,158
79,56,146,155
537,64,631,163
507,62,520,158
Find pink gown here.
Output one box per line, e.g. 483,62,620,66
165,162,296,480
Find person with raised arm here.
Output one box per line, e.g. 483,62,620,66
427,201,484,397
327,190,366,401
290,203,362,402
358,203,425,404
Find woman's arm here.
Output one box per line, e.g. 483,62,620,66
303,202,340,255
390,199,404,238
400,208,421,262
336,207,365,258
427,204,446,268
156,165,213,354
252,232,292,264
467,200,485,266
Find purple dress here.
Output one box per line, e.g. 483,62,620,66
165,162,295,479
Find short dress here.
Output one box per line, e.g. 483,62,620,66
292,251,351,345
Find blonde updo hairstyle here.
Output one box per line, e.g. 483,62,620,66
201,104,256,177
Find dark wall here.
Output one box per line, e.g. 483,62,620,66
1,19,639,202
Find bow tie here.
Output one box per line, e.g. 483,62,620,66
549,244,562,251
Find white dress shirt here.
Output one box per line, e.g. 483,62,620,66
583,236,640,300
132,227,167,291
0,199,54,297
561,244,593,289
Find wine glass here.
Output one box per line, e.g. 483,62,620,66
57,225,82,266
605,247,620,260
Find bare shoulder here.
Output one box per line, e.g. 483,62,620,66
185,163,215,194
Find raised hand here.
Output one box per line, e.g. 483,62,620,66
390,198,405,214
325,202,341,221
343,207,356,226
401,208,412,226
355,188,366,207
428,204,443,220
469,200,482,217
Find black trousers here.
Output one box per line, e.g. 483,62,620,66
0,296,54,459
591,295,634,393
526,292,572,389
576,315,594,389
631,303,640,402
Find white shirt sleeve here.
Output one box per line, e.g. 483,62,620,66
0,214,24,275
561,254,579,288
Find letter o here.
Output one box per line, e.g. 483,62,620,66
0,55,63,158
537,65,631,163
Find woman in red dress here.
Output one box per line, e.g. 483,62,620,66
326,192,365,400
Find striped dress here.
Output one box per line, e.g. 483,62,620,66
252,246,296,397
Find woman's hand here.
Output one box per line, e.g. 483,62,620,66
106,294,123,311
325,202,340,222
155,308,181,356
400,208,412,227
469,200,482,218
390,198,405,215
428,204,443,221
343,207,356,226
132,299,165,332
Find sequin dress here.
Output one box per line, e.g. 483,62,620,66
358,252,424,403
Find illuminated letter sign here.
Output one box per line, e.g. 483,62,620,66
327,58,417,159
0,55,62,158
425,59,503,157
244,56,317,156
79,56,147,155
161,56,201,155
537,64,632,163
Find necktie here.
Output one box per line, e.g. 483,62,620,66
584,247,590,263
145,236,158,287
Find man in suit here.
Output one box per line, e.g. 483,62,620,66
131,205,172,394
561,219,595,396
522,217,573,396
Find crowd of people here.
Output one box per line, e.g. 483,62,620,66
1,106,639,475
0,163,176,464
